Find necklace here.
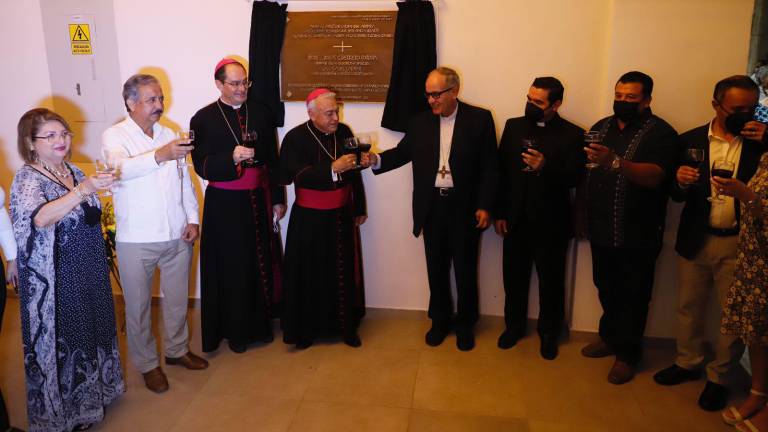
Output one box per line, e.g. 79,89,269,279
216,99,248,145
306,122,337,160
40,160,70,179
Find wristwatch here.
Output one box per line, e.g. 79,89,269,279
610,154,622,172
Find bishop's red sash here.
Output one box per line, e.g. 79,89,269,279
295,185,351,210
208,166,268,190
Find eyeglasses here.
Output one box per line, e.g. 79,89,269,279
223,80,252,89
34,131,74,143
424,86,454,100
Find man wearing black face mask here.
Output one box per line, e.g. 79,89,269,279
653,75,766,411
494,77,584,359
581,71,679,385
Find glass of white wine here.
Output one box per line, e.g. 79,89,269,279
94,158,116,197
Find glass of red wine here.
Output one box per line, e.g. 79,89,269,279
686,148,704,168
241,131,258,167
709,158,735,202
357,135,372,167
685,148,705,186
521,138,538,172
177,130,194,168
344,137,361,168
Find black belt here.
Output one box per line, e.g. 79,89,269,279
706,226,738,237
435,187,452,197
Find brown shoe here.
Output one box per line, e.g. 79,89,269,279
165,352,209,370
608,359,636,385
142,367,169,393
581,341,615,358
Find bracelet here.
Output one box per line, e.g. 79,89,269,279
72,184,91,202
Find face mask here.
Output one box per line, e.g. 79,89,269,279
613,100,641,123
524,102,545,122
724,111,754,136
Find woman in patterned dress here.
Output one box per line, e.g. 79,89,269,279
10,108,124,432
715,150,768,432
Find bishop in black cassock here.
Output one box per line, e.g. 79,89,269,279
191,58,286,354
279,89,367,349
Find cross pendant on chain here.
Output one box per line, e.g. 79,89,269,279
438,165,451,179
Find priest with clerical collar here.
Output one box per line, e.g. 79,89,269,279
190,57,286,354
279,88,371,349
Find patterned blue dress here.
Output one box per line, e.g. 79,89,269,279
10,164,124,432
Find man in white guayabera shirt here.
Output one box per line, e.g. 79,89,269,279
102,74,208,394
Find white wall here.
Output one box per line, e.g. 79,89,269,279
0,0,755,337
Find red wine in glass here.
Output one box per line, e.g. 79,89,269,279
343,137,361,167
521,138,537,172
711,167,734,178
241,131,258,167
709,159,735,202
685,148,704,168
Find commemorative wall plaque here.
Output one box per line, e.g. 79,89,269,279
281,11,396,103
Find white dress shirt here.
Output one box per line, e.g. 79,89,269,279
435,105,457,188
707,121,742,229
102,116,199,243
0,186,17,261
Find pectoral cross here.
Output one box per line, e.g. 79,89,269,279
438,165,451,179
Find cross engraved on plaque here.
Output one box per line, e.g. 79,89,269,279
333,41,352,52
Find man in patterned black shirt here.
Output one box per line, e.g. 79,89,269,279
582,71,679,385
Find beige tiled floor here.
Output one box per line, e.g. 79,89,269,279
0,296,748,431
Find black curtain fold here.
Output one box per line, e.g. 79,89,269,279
381,0,437,132
248,1,288,127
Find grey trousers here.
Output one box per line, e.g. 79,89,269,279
117,239,192,373
676,234,744,383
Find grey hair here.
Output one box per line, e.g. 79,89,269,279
754,64,768,88
122,74,159,112
432,66,460,89
307,91,337,112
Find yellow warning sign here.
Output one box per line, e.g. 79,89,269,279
69,24,90,41
69,24,92,55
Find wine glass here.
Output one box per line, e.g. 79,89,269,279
177,130,194,168
95,158,116,197
241,131,258,166
521,138,538,172
584,131,602,169
686,148,705,168
685,148,705,187
344,137,361,168
708,159,735,203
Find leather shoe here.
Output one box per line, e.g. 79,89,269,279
344,333,362,348
228,341,247,354
581,341,615,358
142,367,169,393
165,352,209,370
539,336,558,360
607,359,635,385
653,364,702,386
497,330,522,349
456,328,475,351
425,326,449,347
295,339,313,350
698,380,729,411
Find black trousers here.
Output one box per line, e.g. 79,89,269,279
591,244,660,365
0,258,9,431
502,220,569,339
422,190,480,331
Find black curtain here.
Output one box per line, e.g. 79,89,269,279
381,0,436,132
248,1,288,127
